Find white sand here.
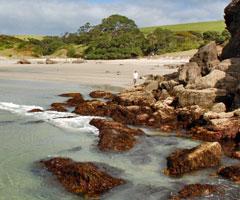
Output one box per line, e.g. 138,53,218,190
0,57,190,88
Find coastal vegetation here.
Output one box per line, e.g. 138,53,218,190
0,16,230,59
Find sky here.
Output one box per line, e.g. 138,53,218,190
0,0,230,35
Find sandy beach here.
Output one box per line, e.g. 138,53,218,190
0,55,191,88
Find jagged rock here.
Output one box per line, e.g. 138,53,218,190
59,93,83,98
218,164,240,182
40,158,125,197
173,85,227,109
190,42,220,76
74,100,110,116
221,0,240,59
170,184,222,200
90,119,144,152
89,91,114,99
28,109,44,113
166,142,222,176
160,80,179,92
211,103,226,113
17,59,31,64
46,58,57,64
145,81,159,92
178,62,201,84
186,70,237,91
113,90,156,107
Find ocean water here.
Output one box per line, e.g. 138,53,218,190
0,79,239,200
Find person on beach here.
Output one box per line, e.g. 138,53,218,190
133,70,139,86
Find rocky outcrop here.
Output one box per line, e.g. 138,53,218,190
49,103,67,112
186,70,237,91
41,158,125,197
170,184,222,200
89,91,114,100
166,142,222,176
221,0,240,59
113,90,156,107
59,93,85,107
190,42,219,76
218,164,240,182
173,85,227,109
90,119,144,152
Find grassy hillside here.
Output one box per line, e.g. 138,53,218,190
141,20,226,34
15,35,45,41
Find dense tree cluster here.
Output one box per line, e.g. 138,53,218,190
0,15,231,59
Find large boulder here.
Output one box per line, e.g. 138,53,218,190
90,119,144,152
166,142,222,176
41,158,125,197
221,0,240,59
186,70,237,91
190,42,220,76
178,62,201,84
173,85,227,109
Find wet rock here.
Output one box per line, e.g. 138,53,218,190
17,59,31,64
170,184,222,200
178,62,201,84
190,41,219,76
90,119,144,152
173,85,227,109
89,90,114,100
49,103,67,112
218,164,240,182
113,90,156,107
221,0,240,59
40,157,125,197
46,58,57,64
59,93,83,98
74,100,111,116
166,142,222,176
28,109,44,113
59,93,85,107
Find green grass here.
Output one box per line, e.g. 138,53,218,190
14,35,45,41
141,20,226,34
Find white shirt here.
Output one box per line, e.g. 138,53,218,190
133,72,139,79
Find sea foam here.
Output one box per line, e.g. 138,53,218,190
0,102,99,135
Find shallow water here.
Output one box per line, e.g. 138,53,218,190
0,79,239,200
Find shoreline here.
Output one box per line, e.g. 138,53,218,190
0,56,189,88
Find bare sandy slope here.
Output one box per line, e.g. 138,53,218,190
0,56,190,88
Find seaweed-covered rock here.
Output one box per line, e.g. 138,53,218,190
166,142,222,176
41,157,125,197
90,118,144,152
218,164,240,182
170,184,221,200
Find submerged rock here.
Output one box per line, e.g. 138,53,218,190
28,109,44,113
218,164,240,182
40,157,125,197
90,118,144,152
166,142,222,176
170,184,222,200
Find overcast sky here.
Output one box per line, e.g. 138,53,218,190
0,0,230,35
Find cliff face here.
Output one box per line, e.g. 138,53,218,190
222,0,240,59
